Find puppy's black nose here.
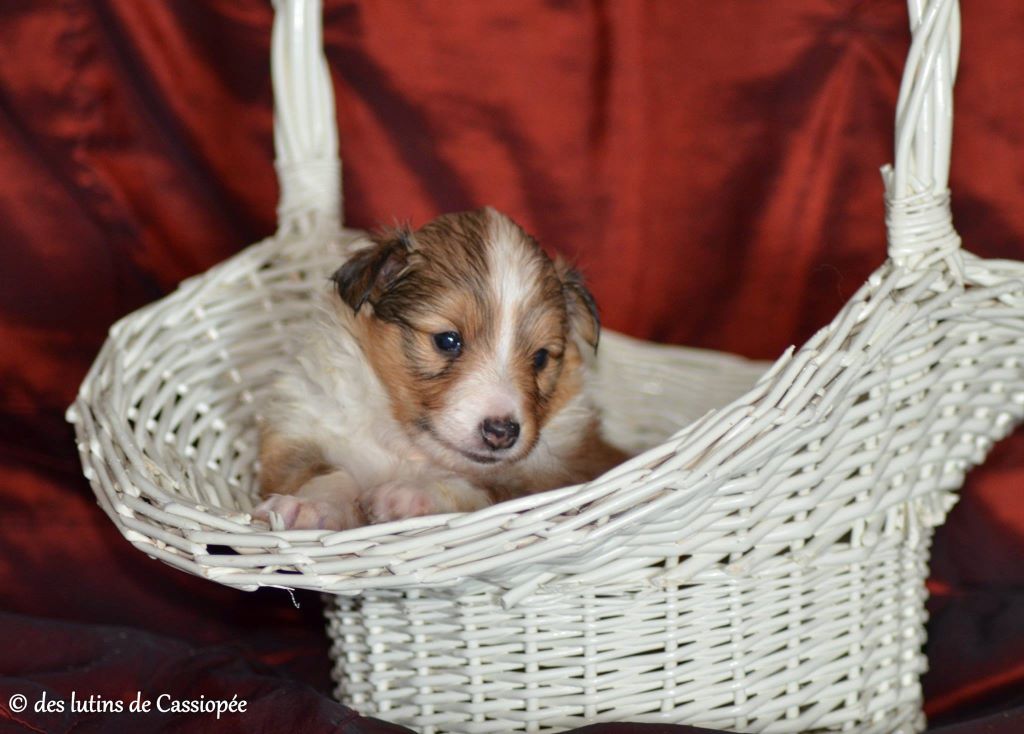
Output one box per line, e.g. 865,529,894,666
480,417,520,450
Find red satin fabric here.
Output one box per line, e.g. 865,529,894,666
1,2,1022,732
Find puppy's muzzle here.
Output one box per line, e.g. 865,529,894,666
480,417,520,450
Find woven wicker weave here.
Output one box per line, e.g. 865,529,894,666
68,1,1024,732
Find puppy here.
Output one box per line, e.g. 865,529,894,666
254,207,626,530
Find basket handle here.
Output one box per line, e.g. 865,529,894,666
884,0,962,273
271,0,342,235
268,0,960,259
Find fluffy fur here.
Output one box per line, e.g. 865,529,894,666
255,207,626,530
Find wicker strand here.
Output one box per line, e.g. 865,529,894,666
885,189,963,278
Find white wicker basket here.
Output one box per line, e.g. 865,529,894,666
67,1,1024,732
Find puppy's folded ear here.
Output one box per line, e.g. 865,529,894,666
555,257,601,352
331,229,413,313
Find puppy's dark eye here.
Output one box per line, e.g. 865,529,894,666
532,348,549,372
433,331,463,355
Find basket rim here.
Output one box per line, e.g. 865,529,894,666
68,221,1024,595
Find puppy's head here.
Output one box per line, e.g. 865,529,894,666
331,207,600,471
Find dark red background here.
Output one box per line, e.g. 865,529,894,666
1,1,1022,732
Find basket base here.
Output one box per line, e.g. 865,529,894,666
324,532,932,734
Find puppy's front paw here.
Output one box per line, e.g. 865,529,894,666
361,477,493,523
362,481,437,524
253,493,359,531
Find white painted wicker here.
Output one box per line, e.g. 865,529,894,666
67,0,1024,732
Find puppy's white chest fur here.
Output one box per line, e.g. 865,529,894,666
264,300,428,490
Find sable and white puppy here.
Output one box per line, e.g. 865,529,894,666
255,207,626,530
